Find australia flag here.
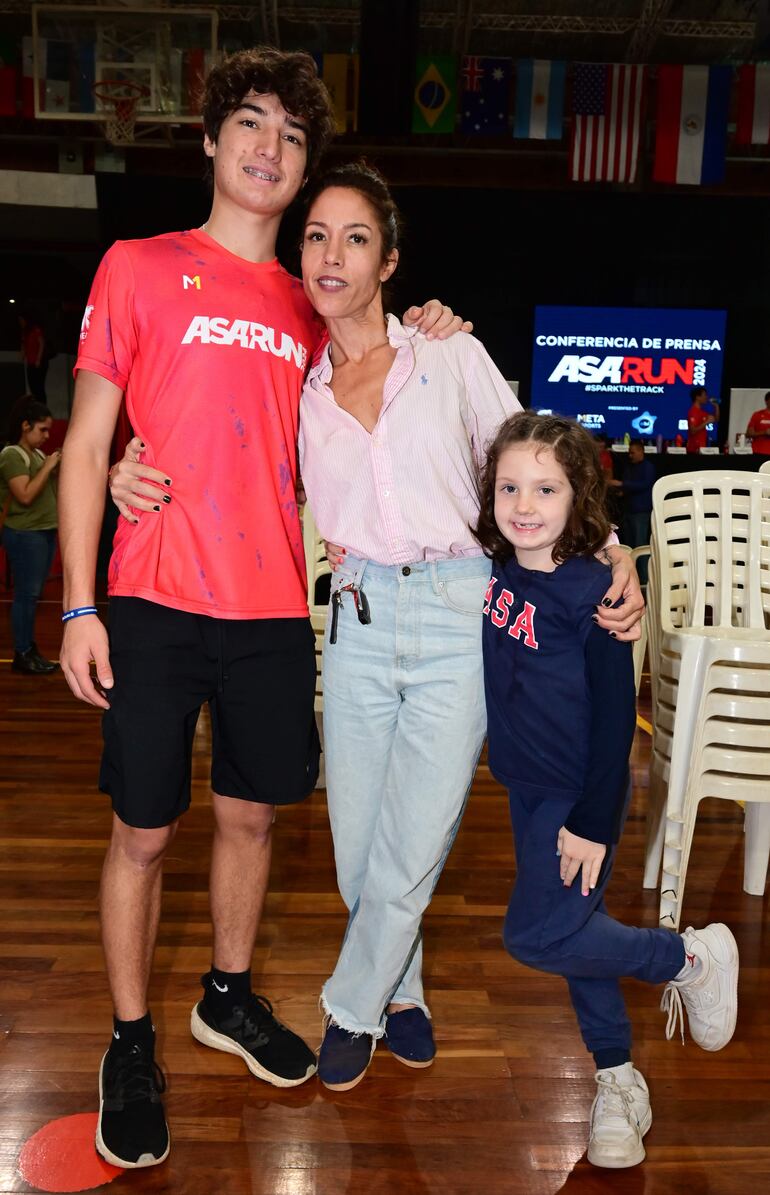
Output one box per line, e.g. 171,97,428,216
460,56,512,135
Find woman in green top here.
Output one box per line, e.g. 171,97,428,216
0,396,61,673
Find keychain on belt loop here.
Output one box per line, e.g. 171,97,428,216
330,582,371,644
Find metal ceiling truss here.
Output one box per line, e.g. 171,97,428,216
627,0,674,60
3,3,757,42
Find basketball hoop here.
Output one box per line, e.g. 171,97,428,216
92,79,148,146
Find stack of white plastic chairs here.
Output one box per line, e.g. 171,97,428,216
643,469,770,930
301,503,332,715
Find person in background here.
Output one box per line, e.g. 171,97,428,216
609,439,655,581
595,433,614,481
745,392,770,455
475,411,739,1170
19,313,48,402
686,385,719,454
0,396,60,674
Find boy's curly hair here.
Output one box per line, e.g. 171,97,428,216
473,412,611,565
202,47,337,176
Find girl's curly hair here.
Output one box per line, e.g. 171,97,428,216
202,47,337,177
473,411,611,565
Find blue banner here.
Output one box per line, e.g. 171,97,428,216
531,305,727,439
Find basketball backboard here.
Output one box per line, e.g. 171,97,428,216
31,4,218,127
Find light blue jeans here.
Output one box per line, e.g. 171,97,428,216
321,554,491,1036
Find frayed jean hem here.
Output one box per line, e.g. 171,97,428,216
320,986,386,1040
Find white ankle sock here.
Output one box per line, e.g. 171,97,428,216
597,1060,636,1086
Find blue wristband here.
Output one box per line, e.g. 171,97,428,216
61,606,98,623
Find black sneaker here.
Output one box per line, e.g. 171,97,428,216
96,1045,170,1168
191,991,317,1088
12,647,58,674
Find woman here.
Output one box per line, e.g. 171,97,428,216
0,396,61,673
109,163,643,1092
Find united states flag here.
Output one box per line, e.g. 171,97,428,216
570,63,646,183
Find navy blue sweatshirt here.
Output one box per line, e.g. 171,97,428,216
482,554,636,845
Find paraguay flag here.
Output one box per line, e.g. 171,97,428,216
653,65,731,186
736,63,770,146
460,56,511,135
514,60,565,139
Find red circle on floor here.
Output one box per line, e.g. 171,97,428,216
18,1114,122,1193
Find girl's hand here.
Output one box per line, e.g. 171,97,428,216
557,827,606,896
403,300,473,340
596,546,644,641
325,541,346,571
109,436,170,524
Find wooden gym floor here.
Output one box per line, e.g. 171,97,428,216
1,584,769,1194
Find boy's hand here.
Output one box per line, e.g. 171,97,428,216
60,615,113,709
403,301,473,340
557,827,606,896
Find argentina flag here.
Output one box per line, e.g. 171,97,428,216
514,59,565,140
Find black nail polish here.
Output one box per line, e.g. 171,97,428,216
164,478,172,486
139,441,146,448
591,614,599,622
153,504,160,511
162,495,171,504
602,597,613,607
609,631,617,638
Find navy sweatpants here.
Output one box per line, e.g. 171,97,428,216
503,785,686,1057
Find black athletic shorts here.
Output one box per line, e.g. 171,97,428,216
100,598,320,829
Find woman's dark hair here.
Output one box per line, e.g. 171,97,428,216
5,395,52,445
303,160,402,267
202,47,337,177
473,411,611,565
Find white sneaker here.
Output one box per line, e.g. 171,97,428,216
660,922,739,1051
587,1063,651,1169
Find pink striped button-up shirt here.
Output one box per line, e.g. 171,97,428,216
298,316,521,566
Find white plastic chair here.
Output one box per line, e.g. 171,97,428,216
630,544,650,695
302,503,332,709
658,671,770,927
760,460,770,475
643,471,770,926
301,504,332,787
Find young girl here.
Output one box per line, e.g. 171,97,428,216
474,412,739,1170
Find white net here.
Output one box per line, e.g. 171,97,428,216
93,82,145,145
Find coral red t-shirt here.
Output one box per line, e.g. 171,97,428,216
686,403,709,453
747,408,770,455
76,229,322,618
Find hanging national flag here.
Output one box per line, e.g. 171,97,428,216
318,54,359,133
514,59,565,140
45,40,70,114
78,43,96,113
185,48,206,115
736,63,770,146
459,56,511,134
571,63,646,183
22,35,45,119
0,37,17,117
412,56,457,134
653,65,731,185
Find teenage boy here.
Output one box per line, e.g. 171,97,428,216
59,48,467,1170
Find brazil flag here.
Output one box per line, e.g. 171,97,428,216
412,56,457,133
